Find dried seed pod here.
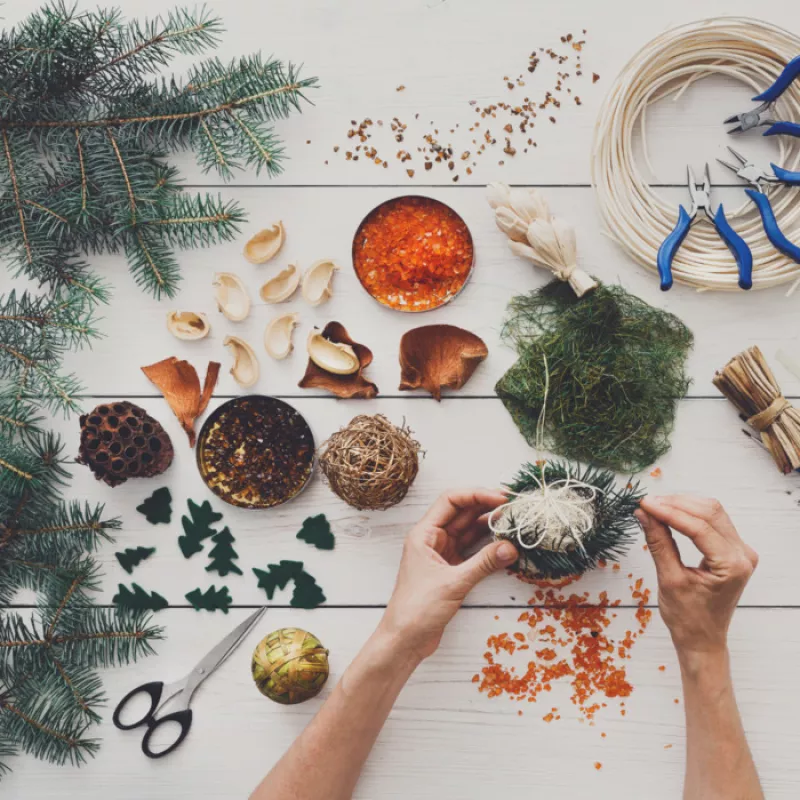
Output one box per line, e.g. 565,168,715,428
244,222,285,264
260,264,300,303
77,401,174,487
224,335,259,388
213,273,251,321
301,260,338,306
264,312,300,360
166,310,210,341
306,328,359,375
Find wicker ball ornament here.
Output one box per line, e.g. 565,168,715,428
317,414,421,511
77,401,174,487
252,628,330,705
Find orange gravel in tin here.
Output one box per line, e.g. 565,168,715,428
352,195,474,311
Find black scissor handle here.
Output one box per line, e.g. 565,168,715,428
113,681,164,730
141,708,193,759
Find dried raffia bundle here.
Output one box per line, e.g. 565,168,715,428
490,461,644,580
490,186,693,472
317,415,422,510
713,346,800,474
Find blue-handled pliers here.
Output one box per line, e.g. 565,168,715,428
657,164,753,291
724,55,800,137
717,145,800,264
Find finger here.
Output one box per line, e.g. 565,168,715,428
640,496,734,564
634,508,684,586
421,489,508,535
457,539,518,589
656,495,741,544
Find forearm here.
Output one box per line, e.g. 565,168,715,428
679,648,763,800
250,628,420,800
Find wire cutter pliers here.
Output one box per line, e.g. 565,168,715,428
724,55,800,137
717,146,800,263
657,164,752,291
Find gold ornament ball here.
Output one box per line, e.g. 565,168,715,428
251,628,330,705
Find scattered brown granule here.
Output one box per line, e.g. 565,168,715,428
396,85,406,91
658,665,666,672
664,744,673,750
650,467,662,478
406,169,415,178
674,698,680,704
593,73,600,83
594,762,603,771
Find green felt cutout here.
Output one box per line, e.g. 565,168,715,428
205,526,242,577
296,514,335,550
252,561,325,608
252,560,304,600
291,572,326,609
115,546,156,575
113,583,168,612
136,487,172,525
185,585,232,613
179,499,223,559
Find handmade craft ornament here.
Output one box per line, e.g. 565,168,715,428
197,396,315,508
179,499,224,559
713,345,800,474
264,312,299,359
141,357,220,447
112,583,168,612
166,311,210,341
490,461,644,580
244,222,285,264
259,264,300,303
77,402,174,487
296,514,335,550
205,527,242,577
252,628,330,705
185,585,232,613
115,547,156,575
301,259,338,306
317,414,421,510
213,273,251,321
399,324,488,400
488,182,597,297
252,561,327,608
223,336,259,388
136,487,173,524
299,322,378,398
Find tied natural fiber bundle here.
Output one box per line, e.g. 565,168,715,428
318,415,422,510
488,182,598,297
713,346,800,474
490,461,643,580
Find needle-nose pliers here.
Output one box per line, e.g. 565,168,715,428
724,55,800,137
717,145,800,263
657,164,753,291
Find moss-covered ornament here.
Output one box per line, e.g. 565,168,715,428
490,461,644,580
252,628,329,704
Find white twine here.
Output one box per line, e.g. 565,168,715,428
591,17,800,293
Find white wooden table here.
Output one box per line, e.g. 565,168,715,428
7,0,800,796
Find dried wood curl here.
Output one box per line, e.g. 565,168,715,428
317,415,421,510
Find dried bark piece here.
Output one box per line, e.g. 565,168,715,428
298,322,378,399
399,324,488,400
141,357,221,447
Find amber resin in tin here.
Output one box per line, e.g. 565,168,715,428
352,195,474,311
197,396,314,509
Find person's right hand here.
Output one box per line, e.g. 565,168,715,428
635,496,758,659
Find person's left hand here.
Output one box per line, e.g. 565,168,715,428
377,489,519,662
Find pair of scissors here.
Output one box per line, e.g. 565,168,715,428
657,164,753,291
725,55,800,137
717,146,800,263
113,606,266,759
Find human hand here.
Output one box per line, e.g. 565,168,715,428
635,496,758,662
377,489,519,662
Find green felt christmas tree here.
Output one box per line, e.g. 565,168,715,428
291,573,327,609
296,514,335,551
179,499,223,558
205,527,242,577
185,585,232,613
115,547,156,575
112,583,168,612
252,561,326,609
136,488,172,525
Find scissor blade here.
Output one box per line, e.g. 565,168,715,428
189,607,267,687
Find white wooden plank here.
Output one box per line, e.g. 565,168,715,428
3,0,798,187
61,186,800,399
3,607,799,798
32,396,800,607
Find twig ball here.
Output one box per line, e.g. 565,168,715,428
317,414,422,510
252,628,329,705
